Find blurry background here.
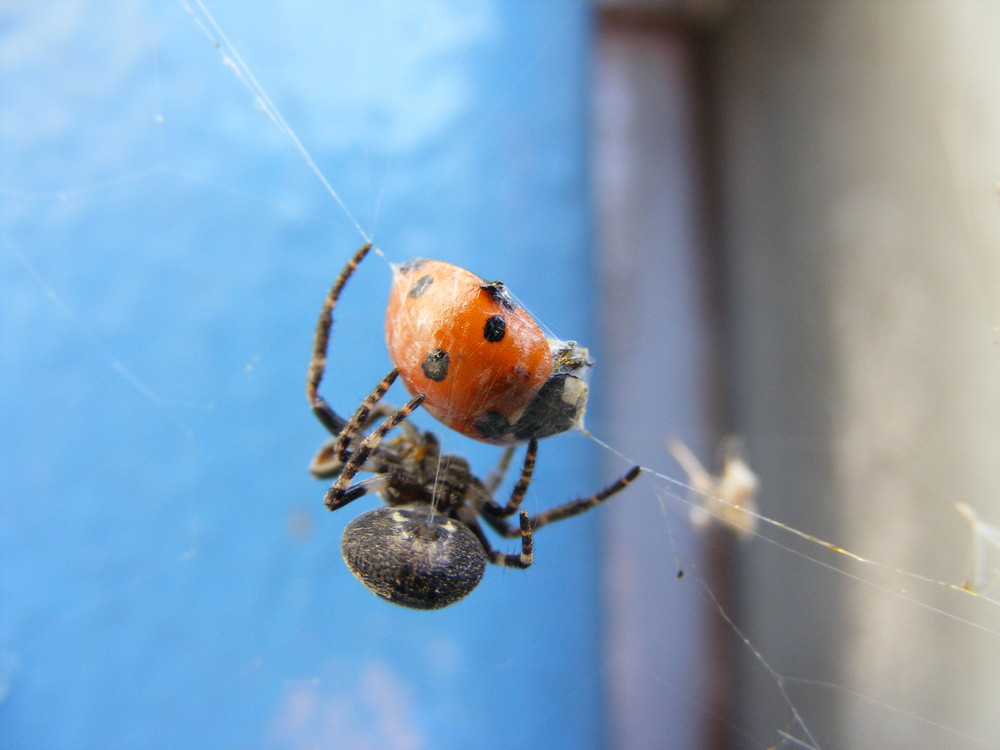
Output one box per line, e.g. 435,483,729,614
4,1,1000,748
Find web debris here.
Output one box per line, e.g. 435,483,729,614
667,436,759,538
957,502,1000,595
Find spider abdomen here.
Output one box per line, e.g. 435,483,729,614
341,504,487,610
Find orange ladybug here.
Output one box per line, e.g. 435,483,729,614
385,258,592,445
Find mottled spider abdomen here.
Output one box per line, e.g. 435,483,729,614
385,258,592,445
341,504,487,610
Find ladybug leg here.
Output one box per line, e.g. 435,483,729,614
324,392,426,511
456,505,533,569
483,445,518,495
306,243,373,435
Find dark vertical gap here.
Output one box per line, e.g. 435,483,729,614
689,17,745,750
596,6,740,749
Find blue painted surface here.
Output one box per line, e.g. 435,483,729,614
2,2,610,748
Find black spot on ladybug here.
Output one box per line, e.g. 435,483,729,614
481,280,516,311
474,411,511,441
483,315,506,343
422,348,450,381
408,274,434,299
399,258,427,273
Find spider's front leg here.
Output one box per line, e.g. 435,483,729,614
306,242,374,435
324,390,426,511
323,367,398,468
309,369,399,479
310,399,421,479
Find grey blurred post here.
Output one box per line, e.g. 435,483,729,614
711,2,1000,746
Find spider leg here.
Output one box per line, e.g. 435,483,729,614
324,391,426,511
311,430,393,480
529,465,642,531
310,399,419,479
306,243,373,435
457,505,533,569
484,464,643,538
322,473,393,509
480,438,537,519
310,372,399,479
333,369,400,462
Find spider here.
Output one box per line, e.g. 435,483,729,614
306,244,641,610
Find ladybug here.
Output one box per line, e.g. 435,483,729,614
385,258,592,445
